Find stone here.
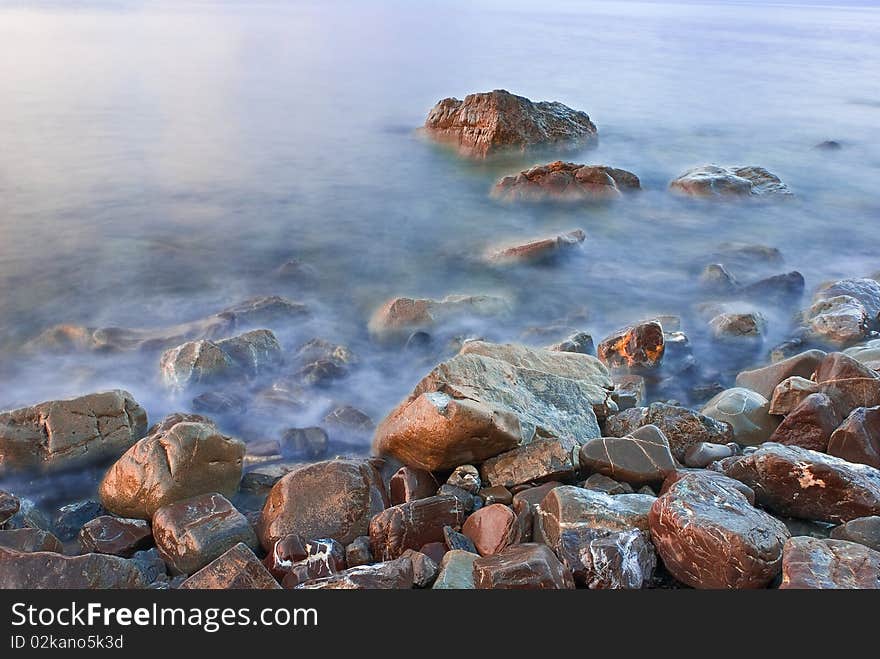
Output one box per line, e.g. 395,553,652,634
369,495,467,561
815,278,880,324
345,536,373,567
669,164,791,197
597,321,665,370
389,466,438,505
130,548,167,585
725,443,880,523
735,349,826,399
768,393,841,452
701,388,778,446
708,312,766,341
479,486,513,506
815,351,879,382
804,295,870,346
538,486,655,548
844,338,880,370
579,426,676,486
153,493,257,575
816,140,842,150
548,331,595,354
0,490,19,526
461,504,519,556
683,442,738,468
770,376,821,415
191,391,247,416
493,162,639,202
2,498,50,532
263,533,307,579
830,516,880,551
99,420,245,519
555,527,656,589
436,484,477,512
402,549,439,587
259,459,387,549
650,472,789,589
279,427,328,459
179,543,281,589
0,547,144,588
423,89,597,158
612,374,646,410
446,464,481,494
52,500,108,541
739,271,806,303
419,541,447,565
322,405,375,434
78,516,152,557
582,473,634,495
0,529,63,553
486,229,586,263
699,263,739,292
278,539,348,587
432,549,478,589
480,437,578,488
444,526,478,553
294,556,413,589
779,537,880,589
215,329,283,376
828,406,880,469
0,390,147,472
473,543,575,589
368,294,509,342
240,461,305,495
661,468,756,503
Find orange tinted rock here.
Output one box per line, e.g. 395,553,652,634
597,321,665,370
462,504,520,556
493,163,639,202
780,537,880,589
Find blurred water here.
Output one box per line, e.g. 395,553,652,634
0,0,879,503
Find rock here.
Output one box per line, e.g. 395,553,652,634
0,390,147,472
582,473,634,495
369,495,467,561
461,504,520,556
548,331,595,354
480,437,578,488
579,426,675,486
486,229,586,263
148,412,216,435
259,459,387,549
768,393,841,452
605,402,734,461
345,536,373,568
423,89,597,158
493,162,639,202
597,321,665,370
804,295,870,346
699,264,739,292
402,549,438,587
240,461,305,495
683,442,738,468
130,548,167,585
844,338,880,370
815,278,880,324
444,465,480,495
432,549,478,589
389,466,438,505
279,427,328,459
555,527,656,589
278,539,348,587
713,241,783,266
323,405,375,434
779,537,880,589
473,543,574,589
815,140,842,150
649,472,790,589
78,516,152,557
538,486,655,548
725,443,880,523
0,547,143,588
769,376,821,415
368,294,509,342
612,374,646,410
444,525,478,553
419,541,447,565
179,543,280,590
153,493,257,575
479,486,513,505
215,329,283,376
830,516,880,551
701,388,778,446
670,164,791,197
0,490,20,526
294,557,414,589
708,312,766,341
192,391,247,416
828,406,880,469
52,500,108,541
2,498,50,531
262,534,307,578
735,349,826,399
812,353,880,414
738,271,805,304
99,420,245,519
0,529,64,553
509,482,561,542
816,351,879,382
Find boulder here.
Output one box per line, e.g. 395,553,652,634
432,549,479,589
815,278,880,324
555,527,656,589
701,388,778,446
582,473,634,495
779,537,880,589
473,543,574,589
0,547,143,588
0,390,147,472
179,543,281,589
0,490,20,526
844,338,880,371
479,486,513,506
735,349,826,399
78,516,152,557
461,504,520,556
276,539,348,587
649,472,790,589
830,516,880,552
612,374,646,409
578,426,676,486
683,442,739,468
493,162,639,202
480,437,578,488
485,229,585,264
669,164,791,197
345,536,373,567
389,466,438,505
279,426,328,460
699,263,739,293
0,529,64,553
214,329,283,377
768,393,842,452
423,89,597,158
597,321,665,370
323,405,375,434
769,376,821,415
368,294,509,342
708,312,766,341
369,495,467,561
511,482,561,541
548,331,595,354
827,406,880,469
803,295,870,346
294,557,413,589
738,271,805,303
99,420,244,519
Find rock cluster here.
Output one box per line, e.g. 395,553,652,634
493,162,640,202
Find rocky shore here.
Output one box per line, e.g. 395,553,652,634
1,90,879,590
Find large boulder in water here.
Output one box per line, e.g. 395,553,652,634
670,164,791,197
492,162,639,202
423,89,597,158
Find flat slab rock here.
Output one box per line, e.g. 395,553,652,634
780,537,880,589
0,547,144,589
493,162,639,202
473,543,574,589
295,556,414,589
179,543,280,590
670,164,791,197
78,516,152,557
480,437,578,489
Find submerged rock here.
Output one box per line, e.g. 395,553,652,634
708,312,766,341
597,321,665,370
368,294,509,342
493,162,639,202
485,229,585,263
670,164,791,197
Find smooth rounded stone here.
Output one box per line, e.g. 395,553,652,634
736,349,826,399
322,405,375,434
153,493,257,575
830,516,880,551
240,461,305,495
725,443,880,523
604,402,734,461
0,390,147,472
548,331,595,355
739,271,806,303
555,527,656,589
683,442,738,468
423,89,597,158
480,437,578,488
446,465,481,494
259,459,387,550
400,549,439,587
770,376,821,415
650,472,790,589
669,164,791,197
768,393,841,452
581,473,634,495
444,525,478,553
179,543,280,590
389,466,438,505
368,294,509,342
473,543,575,589
844,338,880,369
493,162,639,202
345,536,373,568
192,391,247,416
815,277,880,323
699,263,739,293
713,241,784,266
0,547,144,588
148,412,217,435
294,556,413,589
828,406,880,469
579,425,676,486
369,495,467,561
479,486,513,506
597,321,665,370
708,312,766,341
279,426,328,460
78,516,152,557
485,229,586,263
779,537,880,589
432,549,479,589
803,295,870,346
461,504,520,556
661,468,756,504
538,486,655,548
0,529,63,553
99,420,245,519
701,388,778,446
0,490,19,526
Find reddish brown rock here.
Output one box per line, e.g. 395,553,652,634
0,490,19,526
0,547,144,588
830,516,880,551
445,464,481,494
555,527,656,589
418,541,447,565
828,406,880,469
473,543,574,589
735,349,826,399
493,162,639,202
278,539,347,587
263,533,307,579
725,443,880,523
486,229,586,262
670,164,790,197
660,468,756,504
480,437,577,489
779,537,880,589
423,89,597,158
649,473,790,589
579,426,676,486
511,481,562,541
368,294,509,342
769,393,842,452
479,486,513,506
369,495,466,561
294,557,413,589
804,295,871,346
179,543,281,590
597,321,665,370
345,536,373,567
0,529,63,553
78,516,152,557
389,466,438,505
770,376,821,415
582,473,634,495
461,504,520,556
259,459,387,550
401,549,439,587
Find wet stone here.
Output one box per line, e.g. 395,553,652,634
369,495,467,561
446,464,481,494
473,543,575,589
53,500,108,542
179,543,280,590
479,486,513,506
263,533,307,579
432,549,478,589
683,442,738,468
581,473,634,495
0,529,64,553
780,537,880,589
345,536,373,568
769,393,842,452
597,321,665,370
827,405,880,469
444,526,478,554
294,556,413,589
418,541,447,565
390,466,438,505
830,516,880,552
78,516,152,557
480,437,578,488
401,549,439,587
556,527,656,589
770,376,821,415
701,388,778,446
0,547,144,589
0,490,19,527
578,425,676,486
461,504,520,556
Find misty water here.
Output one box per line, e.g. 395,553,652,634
1,0,879,508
